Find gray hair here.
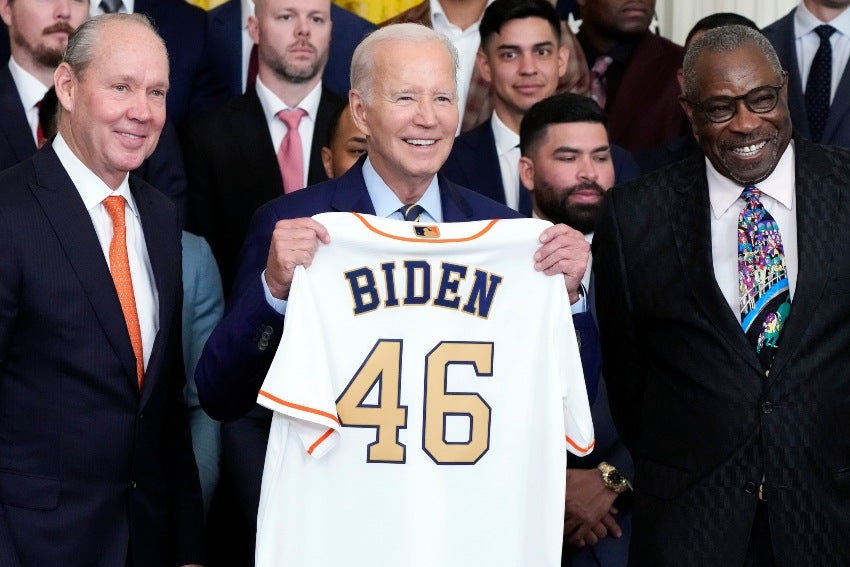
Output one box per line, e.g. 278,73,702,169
683,25,782,99
63,13,167,79
350,23,459,101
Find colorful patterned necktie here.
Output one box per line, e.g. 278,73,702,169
738,185,791,371
277,108,307,194
399,204,424,222
589,56,613,109
103,196,144,388
805,25,835,143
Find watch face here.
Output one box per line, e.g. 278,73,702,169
607,470,627,489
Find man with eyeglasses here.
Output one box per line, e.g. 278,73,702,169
592,24,850,566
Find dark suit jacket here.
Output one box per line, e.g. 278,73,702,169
206,1,376,99
0,146,203,566
600,31,689,154
181,85,345,291
763,10,850,148
592,138,850,566
441,118,641,216
135,0,228,124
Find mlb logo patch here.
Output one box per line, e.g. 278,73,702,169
413,225,440,238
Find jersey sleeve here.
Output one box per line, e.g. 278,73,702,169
257,265,341,458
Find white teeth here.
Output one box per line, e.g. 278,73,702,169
732,141,766,156
120,133,142,139
405,139,435,146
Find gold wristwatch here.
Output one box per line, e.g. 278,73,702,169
598,462,631,494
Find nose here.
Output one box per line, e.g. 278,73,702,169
727,99,761,133
294,15,311,38
576,155,599,182
518,51,537,75
55,0,71,18
413,98,438,127
127,91,154,123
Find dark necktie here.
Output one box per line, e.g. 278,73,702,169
738,186,791,372
398,204,424,222
805,25,835,143
100,0,123,12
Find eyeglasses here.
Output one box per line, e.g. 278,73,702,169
681,72,787,123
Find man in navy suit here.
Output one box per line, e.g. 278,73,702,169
762,0,850,148
196,22,592,565
0,14,203,566
206,0,375,99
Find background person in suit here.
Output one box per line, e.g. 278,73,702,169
0,13,203,566
762,0,850,147
518,92,631,567
195,24,592,563
206,0,375,100
182,0,344,293
593,24,850,566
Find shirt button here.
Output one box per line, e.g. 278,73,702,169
761,401,773,414
744,481,757,494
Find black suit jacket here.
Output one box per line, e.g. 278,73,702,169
0,146,203,566
181,84,345,290
763,10,850,148
592,138,850,566
0,64,35,172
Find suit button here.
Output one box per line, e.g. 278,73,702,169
130,481,137,489
761,401,773,414
744,482,757,494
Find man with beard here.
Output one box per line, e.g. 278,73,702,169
519,92,632,567
180,0,343,563
575,0,688,153
593,25,850,565
0,0,88,171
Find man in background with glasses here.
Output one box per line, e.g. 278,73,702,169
592,24,850,566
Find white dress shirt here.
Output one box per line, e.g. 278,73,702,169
491,111,521,211
794,3,850,103
255,77,321,190
708,142,798,317
8,57,49,145
53,133,159,369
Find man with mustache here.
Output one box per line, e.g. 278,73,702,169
593,24,850,565
519,92,632,567
0,0,87,171
180,0,344,563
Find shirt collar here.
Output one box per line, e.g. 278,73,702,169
242,0,254,29
491,111,519,157
707,140,796,219
255,77,322,122
362,157,443,222
795,2,850,37
53,132,138,217
8,57,50,110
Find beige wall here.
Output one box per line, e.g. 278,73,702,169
656,0,799,45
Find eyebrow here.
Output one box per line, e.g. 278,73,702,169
496,41,556,51
553,145,610,154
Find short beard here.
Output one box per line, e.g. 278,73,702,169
267,48,329,85
12,23,74,70
534,179,605,234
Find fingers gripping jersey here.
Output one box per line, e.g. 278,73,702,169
256,213,594,567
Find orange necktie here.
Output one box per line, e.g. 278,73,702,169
103,196,144,388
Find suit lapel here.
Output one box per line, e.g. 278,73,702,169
0,67,38,163
230,89,284,200
768,140,837,378
670,157,761,373
329,159,377,214
439,175,475,222
823,61,850,143
30,148,141,390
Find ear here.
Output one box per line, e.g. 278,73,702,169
676,68,684,94
518,155,536,192
321,146,334,179
349,90,371,138
53,63,76,115
557,44,569,80
0,0,13,27
248,14,260,46
476,49,492,84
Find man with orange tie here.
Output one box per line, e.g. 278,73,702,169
182,0,344,294
0,14,204,567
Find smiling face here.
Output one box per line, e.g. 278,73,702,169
250,0,331,85
479,16,567,132
350,38,458,200
55,18,169,189
0,0,89,72
682,42,792,185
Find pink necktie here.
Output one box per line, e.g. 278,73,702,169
277,108,307,194
590,56,613,109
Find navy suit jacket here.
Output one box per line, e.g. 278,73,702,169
182,84,345,291
0,146,203,566
206,1,376,98
441,118,641,218
763,10,850,148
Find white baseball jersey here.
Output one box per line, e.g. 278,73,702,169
256,212,594,567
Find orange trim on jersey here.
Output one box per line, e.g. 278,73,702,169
565,435,595,454
352,212,500,243
307,428,335,455
258,390,341,425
